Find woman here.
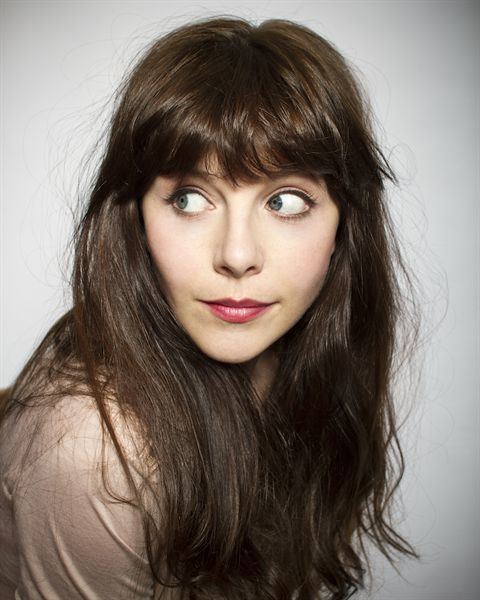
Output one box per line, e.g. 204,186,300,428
0,15,421,600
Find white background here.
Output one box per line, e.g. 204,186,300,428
1,1,478,598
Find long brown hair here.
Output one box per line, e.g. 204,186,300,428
2,16,422,599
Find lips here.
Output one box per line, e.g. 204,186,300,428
201,301,274,323
204,297,271,308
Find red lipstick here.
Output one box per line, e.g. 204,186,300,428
201,298,274,323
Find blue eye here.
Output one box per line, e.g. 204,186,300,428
169,189,209,213
267,190,315,219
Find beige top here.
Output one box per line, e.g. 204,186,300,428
0,394,175,599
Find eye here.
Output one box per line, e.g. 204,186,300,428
267,189,316,220
167,188,209,214
163,186,317,221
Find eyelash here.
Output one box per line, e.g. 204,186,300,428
162,187,318,222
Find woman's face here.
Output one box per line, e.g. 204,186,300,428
141,159,340,366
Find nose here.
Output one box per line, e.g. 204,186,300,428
213,210,264,278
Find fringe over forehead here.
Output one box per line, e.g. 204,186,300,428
107,17,389,198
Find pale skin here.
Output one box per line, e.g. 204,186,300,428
141,157,340,399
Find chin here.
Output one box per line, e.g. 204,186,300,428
209,351,262,365
196,342,267,365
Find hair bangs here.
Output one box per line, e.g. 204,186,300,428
132,34,342,191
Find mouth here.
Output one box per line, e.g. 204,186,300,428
203,297,273,308
200,301,274,323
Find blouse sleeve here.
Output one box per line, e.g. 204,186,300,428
11,396,158,600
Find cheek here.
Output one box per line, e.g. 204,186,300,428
280,234,336,298
145,224,199,292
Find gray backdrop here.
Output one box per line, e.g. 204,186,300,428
1,1,478,598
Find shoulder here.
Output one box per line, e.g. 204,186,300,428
0,394,160,598
1,393,154,503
